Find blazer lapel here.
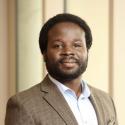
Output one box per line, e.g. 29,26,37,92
89,87,105,125
40,75,78,125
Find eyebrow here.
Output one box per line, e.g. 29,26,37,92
50,37,84,44
73,38,83,42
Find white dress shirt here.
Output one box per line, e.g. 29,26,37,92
49,75,98,125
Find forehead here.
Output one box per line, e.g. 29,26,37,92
48,22,85,35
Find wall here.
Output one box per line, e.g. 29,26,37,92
0,0,125,124
0,0,9,124
17,0,43,91
114,0,125,124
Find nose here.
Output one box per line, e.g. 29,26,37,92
61,46,74,56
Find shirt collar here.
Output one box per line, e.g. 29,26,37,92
48,74,91,99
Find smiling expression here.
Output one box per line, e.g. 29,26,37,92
43,22,88,82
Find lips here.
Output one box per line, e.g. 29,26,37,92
59,58,78,68
61,59,77,63
60,57,78,63
61,63,76,69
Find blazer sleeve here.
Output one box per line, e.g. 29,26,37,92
5,97,35,125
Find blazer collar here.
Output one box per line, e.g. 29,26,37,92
40,75,78,125
89,86,105,125
40,75,105,125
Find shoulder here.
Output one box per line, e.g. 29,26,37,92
7,82,42,108
7,75,53,107
89,85,115,107
88,85,116,111
88,85,116,114
89,85,111,99
7,75,52,111
5,83,43,125
88,85,118,124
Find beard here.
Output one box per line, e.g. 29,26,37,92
45,55,88,83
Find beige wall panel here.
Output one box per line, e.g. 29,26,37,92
8,0,16,96
17,0,43,91
44,0,64,21
113,0,125,124
67,0,109,92
0,0,9,124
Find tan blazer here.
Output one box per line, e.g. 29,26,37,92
5,75,118,125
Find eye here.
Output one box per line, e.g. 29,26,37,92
53,43,63,49
73,42,83,48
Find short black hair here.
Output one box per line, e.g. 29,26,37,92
39,13,92,54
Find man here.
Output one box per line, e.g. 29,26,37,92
5,13,118,125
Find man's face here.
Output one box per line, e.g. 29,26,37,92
43,22,88,82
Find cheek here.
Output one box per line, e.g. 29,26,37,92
78,51,88,62
46,51,60,62
77,49,87,57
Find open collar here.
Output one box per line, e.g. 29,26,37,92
40,75,78,125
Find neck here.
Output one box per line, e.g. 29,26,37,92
50,74,83,97
62,76,82,97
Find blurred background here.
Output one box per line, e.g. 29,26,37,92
0,0,125,124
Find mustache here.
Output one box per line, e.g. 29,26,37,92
59,56,79,63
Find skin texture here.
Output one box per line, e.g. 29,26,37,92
43,22,88,97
